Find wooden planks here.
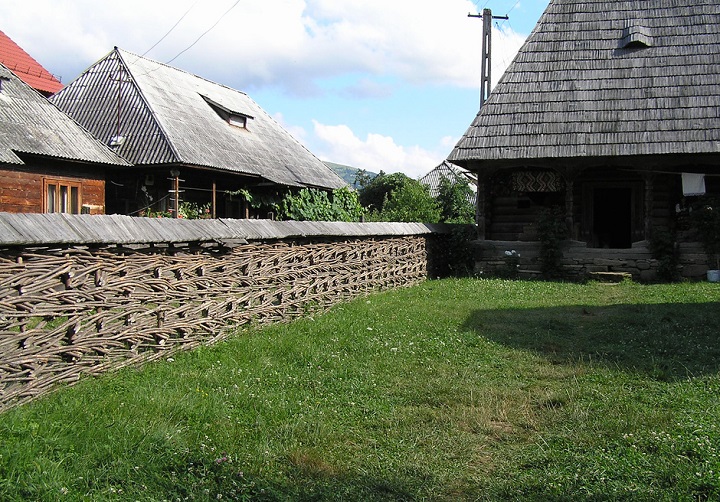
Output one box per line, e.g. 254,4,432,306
0,213,450,246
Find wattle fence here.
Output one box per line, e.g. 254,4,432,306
0,214,459,412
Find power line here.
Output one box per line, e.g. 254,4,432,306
166,0,242,64
505,0,522,17
142,0,200,57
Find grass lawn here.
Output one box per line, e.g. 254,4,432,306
1,279,719,500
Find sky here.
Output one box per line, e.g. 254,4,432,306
1,0,550,179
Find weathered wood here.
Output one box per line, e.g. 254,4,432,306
0,167,104,214
0,213,450,246
0,234,434,412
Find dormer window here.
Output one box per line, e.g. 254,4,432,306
201,94,253,129
228,114,247,128
621,24,652,49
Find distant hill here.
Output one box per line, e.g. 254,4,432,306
325,162,377,188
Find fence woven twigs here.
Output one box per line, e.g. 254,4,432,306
0,236,429,411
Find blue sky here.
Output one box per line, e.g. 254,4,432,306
1,0,550,178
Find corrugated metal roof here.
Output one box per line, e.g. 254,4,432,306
0,64,131,167
0,212,449,246
0,30,63,95
448,0,720,169
51,48,346,190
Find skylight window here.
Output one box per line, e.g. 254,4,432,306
621,24,652,49
201,94,254,129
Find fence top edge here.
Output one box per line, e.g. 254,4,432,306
0,213,469,246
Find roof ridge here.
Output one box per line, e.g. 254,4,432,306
113,48,183,163
115,47,250,97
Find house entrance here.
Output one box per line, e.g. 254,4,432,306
592,187,632,248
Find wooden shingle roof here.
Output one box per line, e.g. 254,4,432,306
0,30,63,96
448,0,720,170
50,48,346,190
0,64,129,167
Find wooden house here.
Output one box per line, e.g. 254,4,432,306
447,0,720,279
51,48,346,218
0,64,129,214
0,30,63,97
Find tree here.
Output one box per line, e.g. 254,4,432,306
353,169,374,191
277,187,365,222
436,176,475,223
358,171,412,212
368,181,441,223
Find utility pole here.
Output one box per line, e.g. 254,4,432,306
468,9,508,107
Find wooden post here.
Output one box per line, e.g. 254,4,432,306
173,175,180,218
212,181,217,219
476,179,486,240
644,172,654,241
469,9,509,107
480,9,492,106
565,179,575,239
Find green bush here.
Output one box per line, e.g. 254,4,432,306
358,172,414,212
690,196,720,269
436,176,475,224
537,206,568,279
367,181,440,223
649,227,680,282
277,187,365,222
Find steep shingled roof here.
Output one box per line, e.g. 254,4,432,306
0,30,63,96
50,48,346,190
448,0,720,169
0,64,129,167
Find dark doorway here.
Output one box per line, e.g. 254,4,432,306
592,187,632,248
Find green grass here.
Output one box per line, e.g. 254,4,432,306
1,279,720,500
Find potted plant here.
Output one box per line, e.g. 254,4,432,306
690,197,720,282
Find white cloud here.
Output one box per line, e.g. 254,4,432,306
312,121,443,178
0,0,528,183
272,112,308,144
0,0,527,93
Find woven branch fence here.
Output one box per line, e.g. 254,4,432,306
0,222,442,412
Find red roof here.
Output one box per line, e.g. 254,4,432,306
0,30,63,95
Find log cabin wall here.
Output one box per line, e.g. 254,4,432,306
483,167,688,247
0,215,457,412
0,162,105,214
0,167,43,213
485,170,565,241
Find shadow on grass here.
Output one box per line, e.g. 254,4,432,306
147,454,423,501
461,301,720,381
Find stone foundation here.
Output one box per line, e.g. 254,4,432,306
473,240,713,282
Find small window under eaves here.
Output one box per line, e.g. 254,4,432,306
201,94,254,129
621,24,652,49
228,114,247,128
